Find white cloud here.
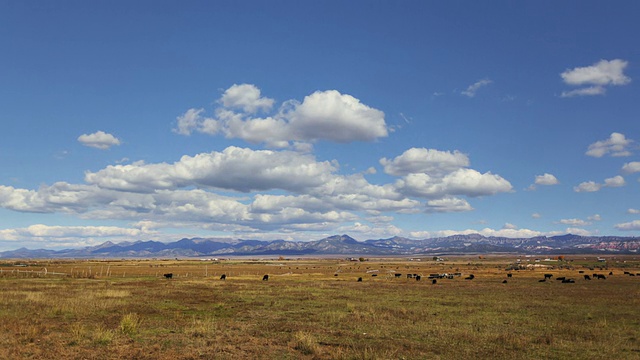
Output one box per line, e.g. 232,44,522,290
424,197,473,213
502,223,518,230
574,181,602,192
85,146,337,193
461,79,492,97
622,162,640,174
627,209,640,214
561,59,631,86
77,131,121,150
0,224,152,244
173,84,388,147
528,173,560,190
604,175,625,188
586,132,633,157
531,213,541,219
380,148,470,176
561,86,606,98
558,218,591,227
615,220,640,231
219,84,274,113
587,214,602,221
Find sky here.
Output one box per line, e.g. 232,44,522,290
1,1,640,250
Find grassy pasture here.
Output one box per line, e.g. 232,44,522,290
0,255,639,359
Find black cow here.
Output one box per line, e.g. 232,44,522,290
562,279,575,283
372,274,377,277
584,275,591,280
220,274,226,280
597,274,606,280
538,279,546,282
507,273,513,278
578,270,584,274
432,279,437,285
406,274,413,279
624,271,630,275
502,280,508,284
556,277,566,281
544,274,553,280
415,275,421,281
357,277,363,282
465,274,475,280
609,272,613,276
262,274,269,281
163,273,173,279
394,273,402,278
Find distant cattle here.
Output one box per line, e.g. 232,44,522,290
357,277,363,282
507,273,512,278
584,275,591,280
544,274,553,280
624,271,630,275
562,279,575,283
578,271,584,274
432,279,437,285
407,274,413,279
334,273,338,277
465,274,475,280
596,274,606,280
394,273,402,278
556,277,566,281
609,272,613,276
372,274,377,277
163,273,173,279
502,280,508,284
538,279,546,282
415,275,421,281
220,274,226,280
262,274,269,281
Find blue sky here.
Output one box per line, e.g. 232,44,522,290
1,1,639,250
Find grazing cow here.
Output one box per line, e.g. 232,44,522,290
507,273,513,278
544,274,553,280
584,275,591,280
624,271,630,275
578,271,584,274
556,277,566,281
465,274,475,280
262,274,269,281
372,274,377,277
334,273,338,277
163,273,173,279
538,279,546,282
357,277,363,282
597,274,606,280
406,274,413,279
415,275,421,281
502,280,508,284
562,279,575,283
394,273,402,278
220,274,226,280
432,279,437,285
609,272,613,276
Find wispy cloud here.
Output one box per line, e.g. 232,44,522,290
461,79,492,97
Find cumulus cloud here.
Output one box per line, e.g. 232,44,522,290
502,223,518,230
628,209,640,214
396,169,512,199
622,161,640,174
461,79,492,97
586,132,634,157
219,84,274,113
604,175,625,188
77,131,121,150
529,173,559,190
573,181,602,193
424,197,473,213
561,59,631,86
380,148,470,176
173,84,388,147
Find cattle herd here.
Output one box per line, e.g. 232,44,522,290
159,264,640,285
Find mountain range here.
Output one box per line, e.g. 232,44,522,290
1,234,639,259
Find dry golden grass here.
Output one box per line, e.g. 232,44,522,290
0,255,638,359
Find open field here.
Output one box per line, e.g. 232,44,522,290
1,255,639,359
